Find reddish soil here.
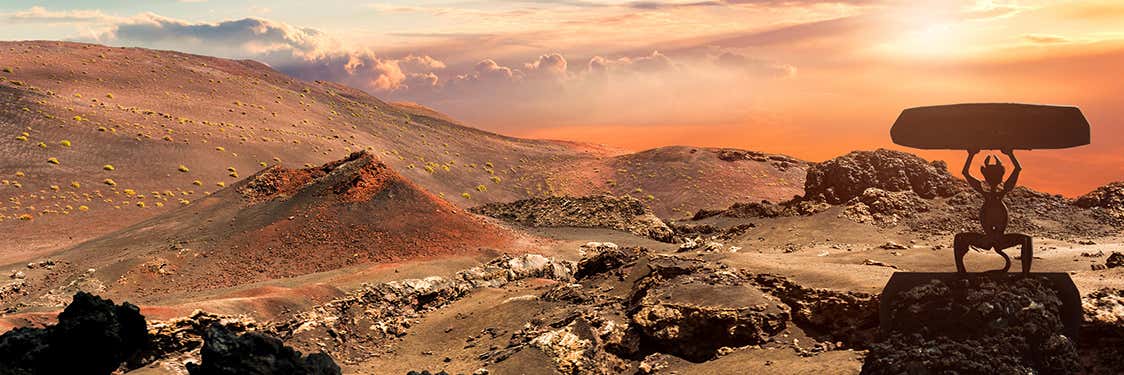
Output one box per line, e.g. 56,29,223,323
2,151,524,308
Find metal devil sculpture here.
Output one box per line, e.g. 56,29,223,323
890,103,1090,274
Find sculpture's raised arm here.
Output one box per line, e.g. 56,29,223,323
963,149,984,193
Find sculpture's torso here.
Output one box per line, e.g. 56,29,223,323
979,190,1009,239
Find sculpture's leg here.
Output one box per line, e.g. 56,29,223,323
953,233,979,273
1000,233,1033,275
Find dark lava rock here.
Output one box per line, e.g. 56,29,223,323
186,325,340,375
0,292,147,375
470,195,675,242
1106,252,1124,269
1075,181,1124,212
626,261,788,362
862,276,1081,375
575,246,645,279
805,149,963,204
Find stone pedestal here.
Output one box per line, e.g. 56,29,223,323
863,272,1084,374
878,272,1081,340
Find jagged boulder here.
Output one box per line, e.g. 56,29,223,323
470,195,675,242
805,149,963,204
186,326,340,375
628,271,789,362
0,292,148,375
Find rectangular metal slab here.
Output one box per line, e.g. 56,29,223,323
891,103,1090,150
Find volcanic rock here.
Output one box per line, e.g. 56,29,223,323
470,195,675,242
0,292,147,375
804,149,963,204
1106,252,1124,269
862,276,1081,374
1075,181,1124,215
628,270,789,362
841,188,929,226
1080,288,1124,374
186,325,340,375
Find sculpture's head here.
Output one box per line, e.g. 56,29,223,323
980,155,1005,187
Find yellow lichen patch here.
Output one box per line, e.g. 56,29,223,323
15,135,28,142
475,184,488,192
192,180,202,186
215,146,225,152
47,157,59,165
123,189,136,196
70,181,81,189
37,142,47,149
136,201,146,208
59,140,71,147
179,199,191,205
178,165,190,173
103,178,117,186
49,185,60,191
461,192,471,199
103,164,115,171
78,205,89,212
18,214,33,221
216,182,225,187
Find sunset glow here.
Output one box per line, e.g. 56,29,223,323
3,0,1122,196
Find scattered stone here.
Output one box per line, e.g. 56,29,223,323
878,241,907,250
1106,252,1124,269
8,271,24,279
1081,250,1105,257
1078,239,1097,245
1091,264,1107,271
861,259,898,269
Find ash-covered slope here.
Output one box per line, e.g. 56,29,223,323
1,151,519,308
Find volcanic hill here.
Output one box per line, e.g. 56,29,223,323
1,151,523,308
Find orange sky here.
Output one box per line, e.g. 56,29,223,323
4,0,1124,196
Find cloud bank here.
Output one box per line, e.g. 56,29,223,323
21,10,794,129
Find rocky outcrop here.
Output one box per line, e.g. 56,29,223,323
1080,288,1124,374
716,149,804,171
267,254,576,362
862,276,1081,374
804,149,963,204
186,326,341,375
841,188,930,226
470,195,675,242
0,292,147,375
490,247,879,373
628,263,789,362
1075,182,1124,211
